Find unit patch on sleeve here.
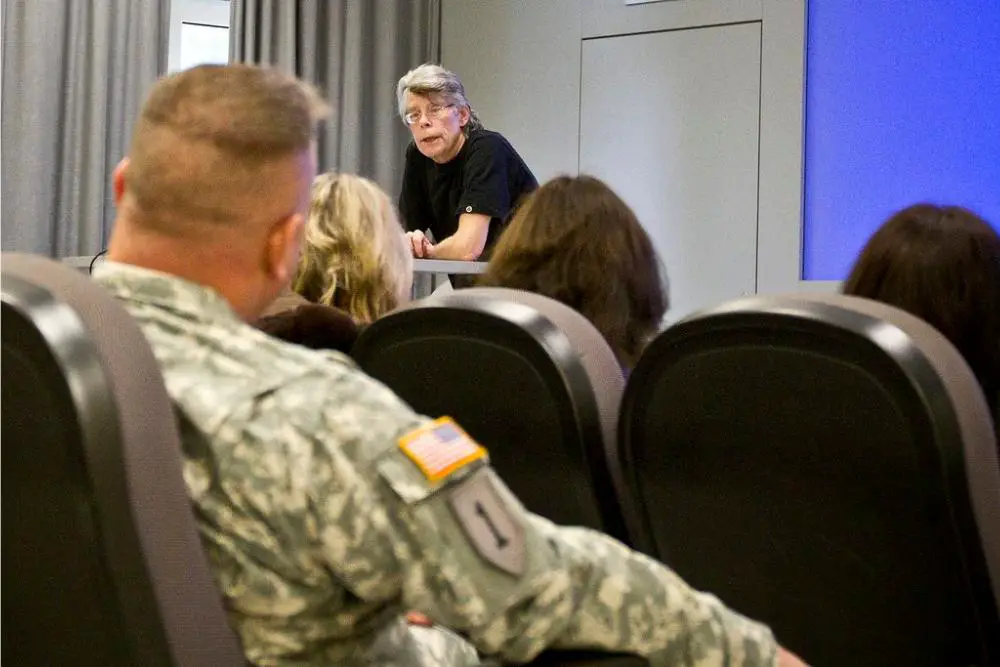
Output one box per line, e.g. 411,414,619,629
398,417,487,483
448,468,526,577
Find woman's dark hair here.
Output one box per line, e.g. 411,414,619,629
478,175,668,368
843,203,1000,402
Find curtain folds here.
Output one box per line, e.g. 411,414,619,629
1,0,169,256
230,0,441,194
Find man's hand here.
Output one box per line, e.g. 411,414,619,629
405,611,434,627
406,230,432,258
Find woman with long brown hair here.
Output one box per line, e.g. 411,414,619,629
479,175,668,369
843,203,1000,421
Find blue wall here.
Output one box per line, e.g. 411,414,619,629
802,1,1000,280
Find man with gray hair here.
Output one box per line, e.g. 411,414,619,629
95,63,807,667
396,63,537,263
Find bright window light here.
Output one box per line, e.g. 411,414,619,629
179,23,229,71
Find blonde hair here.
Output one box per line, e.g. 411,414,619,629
128,64,329,230
294,173,413,323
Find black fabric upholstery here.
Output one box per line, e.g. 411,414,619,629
620,293,1000,667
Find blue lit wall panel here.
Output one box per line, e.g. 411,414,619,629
802,1,1000,280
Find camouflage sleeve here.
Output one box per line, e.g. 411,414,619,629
370,436,778,666
299,365,776,666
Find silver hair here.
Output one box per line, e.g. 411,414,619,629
396,63,484,135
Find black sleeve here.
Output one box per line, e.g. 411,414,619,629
398,142,431,233
456,134,511,220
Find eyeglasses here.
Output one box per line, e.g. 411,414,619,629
404,104,455,126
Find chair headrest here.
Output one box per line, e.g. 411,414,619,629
678,291,1000,603
425,286,626,452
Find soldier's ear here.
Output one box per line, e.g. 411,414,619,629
265,213,304,283
112,158,130,204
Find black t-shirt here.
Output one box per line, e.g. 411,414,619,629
398,129,538,258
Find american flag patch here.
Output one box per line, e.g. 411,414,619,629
399,417,487,482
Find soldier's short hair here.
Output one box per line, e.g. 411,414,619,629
126,64,329,228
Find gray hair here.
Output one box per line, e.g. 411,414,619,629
396,63,484,135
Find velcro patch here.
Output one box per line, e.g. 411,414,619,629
398,417,487,483
449,468,526,577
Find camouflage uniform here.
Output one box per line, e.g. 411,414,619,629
94,261,778,667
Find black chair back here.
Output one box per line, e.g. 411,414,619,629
353,291,632,543
1,253,244,666
620,293,1000,666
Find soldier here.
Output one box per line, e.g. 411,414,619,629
93,63,807,667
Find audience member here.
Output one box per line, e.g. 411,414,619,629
294,172,412,323
257,173,411,352
94,63,805,667
843,203,1000,422
479,175,668,369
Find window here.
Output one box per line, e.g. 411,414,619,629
179,23,230,71
168,0,231,73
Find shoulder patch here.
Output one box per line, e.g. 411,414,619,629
398,417,487,483
448,468,526,577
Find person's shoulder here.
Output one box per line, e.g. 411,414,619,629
467,129,510,152
250,329,361,396
203,327,420,452
242,326,414,430
259,345,425,465
178,337,425,522
467,129,530,170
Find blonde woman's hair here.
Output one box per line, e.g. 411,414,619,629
294,173,413,323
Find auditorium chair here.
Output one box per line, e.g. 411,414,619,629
618,293,1000,667
1,253,245,666
352,287,636,546
2,255,645,667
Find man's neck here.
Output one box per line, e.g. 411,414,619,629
434,131,467,164
107,217,265,322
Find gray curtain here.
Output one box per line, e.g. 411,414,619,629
230,0,440,194
1,0,169,257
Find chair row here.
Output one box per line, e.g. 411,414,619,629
4,254,998,666
352,285,1000,667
